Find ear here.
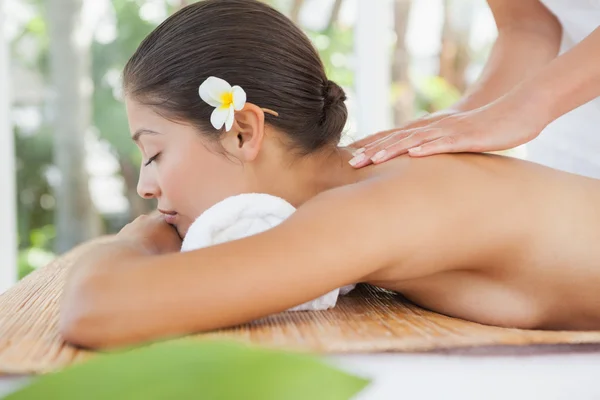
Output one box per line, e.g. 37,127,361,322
220,103,265,162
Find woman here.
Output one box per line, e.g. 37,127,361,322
350,0,600,178
60,0,600,350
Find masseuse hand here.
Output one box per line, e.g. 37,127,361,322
116,211,182,255
350,109,457,151
349,96,549,167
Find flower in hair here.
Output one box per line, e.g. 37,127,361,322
199,76,247,131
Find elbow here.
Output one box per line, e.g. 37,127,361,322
59,312,103,350
59,272,119,350
499,14,562,50
59,308,108,351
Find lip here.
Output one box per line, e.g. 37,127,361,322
159,209,178,225
162,214,178,225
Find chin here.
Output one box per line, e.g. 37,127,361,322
177,222,191,239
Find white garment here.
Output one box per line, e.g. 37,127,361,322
526,0,600,178
180,193,355,311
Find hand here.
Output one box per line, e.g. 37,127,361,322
116,212,182,255
348,96,549,167
348,109,457,152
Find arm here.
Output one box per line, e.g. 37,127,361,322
400,24,600,157
59,185,404,349
511,26,600,124
453,0,562,111
352,4,600,161
349,0,561,152
59,214,183,347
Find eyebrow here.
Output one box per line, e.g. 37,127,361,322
132,129,160,142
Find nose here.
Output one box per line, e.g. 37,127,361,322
137,167,161,199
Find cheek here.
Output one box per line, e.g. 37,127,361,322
161,145,251,222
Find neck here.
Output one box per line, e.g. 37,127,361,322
256,146,363,208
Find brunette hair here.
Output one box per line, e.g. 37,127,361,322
123,0,347,154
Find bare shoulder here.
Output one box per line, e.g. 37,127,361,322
275,175,405,272
284,156,469,275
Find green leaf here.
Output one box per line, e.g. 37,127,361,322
26,16,46,36
5,340,369,400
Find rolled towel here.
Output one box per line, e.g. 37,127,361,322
181,193,355,311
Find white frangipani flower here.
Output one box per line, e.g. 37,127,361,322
199,76,247,132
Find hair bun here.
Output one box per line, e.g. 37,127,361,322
323,80,346,110
319,79,348,145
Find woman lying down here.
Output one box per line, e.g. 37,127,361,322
60,0,600,349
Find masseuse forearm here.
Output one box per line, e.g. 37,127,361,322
453,26,561,112
515,26,600,125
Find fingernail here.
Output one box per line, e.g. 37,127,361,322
408,146,421,154
352,147,365,156
349,153,366,166
371,150,387,162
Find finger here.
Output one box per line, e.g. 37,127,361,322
360,125,434,157
349,117,434,153
367,128,443,164
349,128,399,149
361,129,415,153
407,135,466,157
348,131,410,168
348,150,374,168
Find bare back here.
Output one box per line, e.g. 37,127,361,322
360,153,600,330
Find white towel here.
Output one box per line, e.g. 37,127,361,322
181,193,354,311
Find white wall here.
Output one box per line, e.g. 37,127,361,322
0,0,18,293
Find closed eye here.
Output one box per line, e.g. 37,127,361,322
144,153,160,167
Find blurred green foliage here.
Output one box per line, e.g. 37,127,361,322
415,75,462,113
17,225,56,279
6,340,369,400
12,0,158,277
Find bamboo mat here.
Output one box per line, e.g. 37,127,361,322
2,241,600,375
